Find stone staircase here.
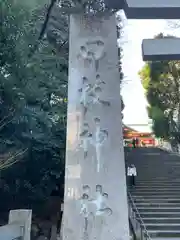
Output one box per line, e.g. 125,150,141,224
126,147,180,239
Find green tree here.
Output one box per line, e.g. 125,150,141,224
139,33,180,143
0,0,67,218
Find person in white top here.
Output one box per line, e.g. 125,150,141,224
127,164,137,186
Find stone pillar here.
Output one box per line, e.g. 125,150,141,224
63,14,129,240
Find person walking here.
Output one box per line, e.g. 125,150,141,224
127,164,137,187
132,138,136,148
135,138,139,147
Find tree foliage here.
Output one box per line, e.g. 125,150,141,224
139,33,180,141
0,0,68,217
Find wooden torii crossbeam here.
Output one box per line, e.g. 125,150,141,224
142,38,180,61
106,0,180,19
106,0,180,61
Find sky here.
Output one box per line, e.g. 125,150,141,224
121,18,169,132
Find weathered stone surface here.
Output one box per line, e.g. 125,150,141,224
9,209,32,240
0,223,22,240
62,13,129,240
0,209,32,240
142,38,180,61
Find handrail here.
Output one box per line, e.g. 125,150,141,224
128,191,152,240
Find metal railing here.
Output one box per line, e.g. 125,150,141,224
128,192,152,240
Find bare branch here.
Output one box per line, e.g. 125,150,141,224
28,0,57,58
0,148,28,170
0,109,15,127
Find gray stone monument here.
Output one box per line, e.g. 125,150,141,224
63,14,129,240
63,1,180,240
0,209,32,240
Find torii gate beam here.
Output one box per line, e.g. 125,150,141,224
106,0,180,19
105,0,180,61
142,38,180,61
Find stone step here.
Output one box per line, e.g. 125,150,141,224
163,163,180,165
135,160,173,162
135,174,180,176
139,212,180,218
131,188,180,191
134,184,180,187
128,170,172,173
132,192,180,196
131,177,179,180
148,230,180,238
136,178,180,181
132,164,175,166
137,170,179,173
135,172,179,174
129,161,179,164
135,182,180,185
131,191,180,195
136,180,180,183
152,238,180,240
137,172,180,174
127,147,180,237
135,177,180,179
134,169,175,171
138,217,180,224
132,167,175,169
134,198,180,203
132,169,179,171
135,178,180,181
133,161,180,164
133,185,180,189
132,159,180,161
145,223,180,231
132,195,180,199
134,170,180,172
133,184,180,187
138,207,180,213
136,203,180,208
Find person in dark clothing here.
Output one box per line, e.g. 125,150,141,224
135,138,139,147
132,138,136,148
49,176,64,237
